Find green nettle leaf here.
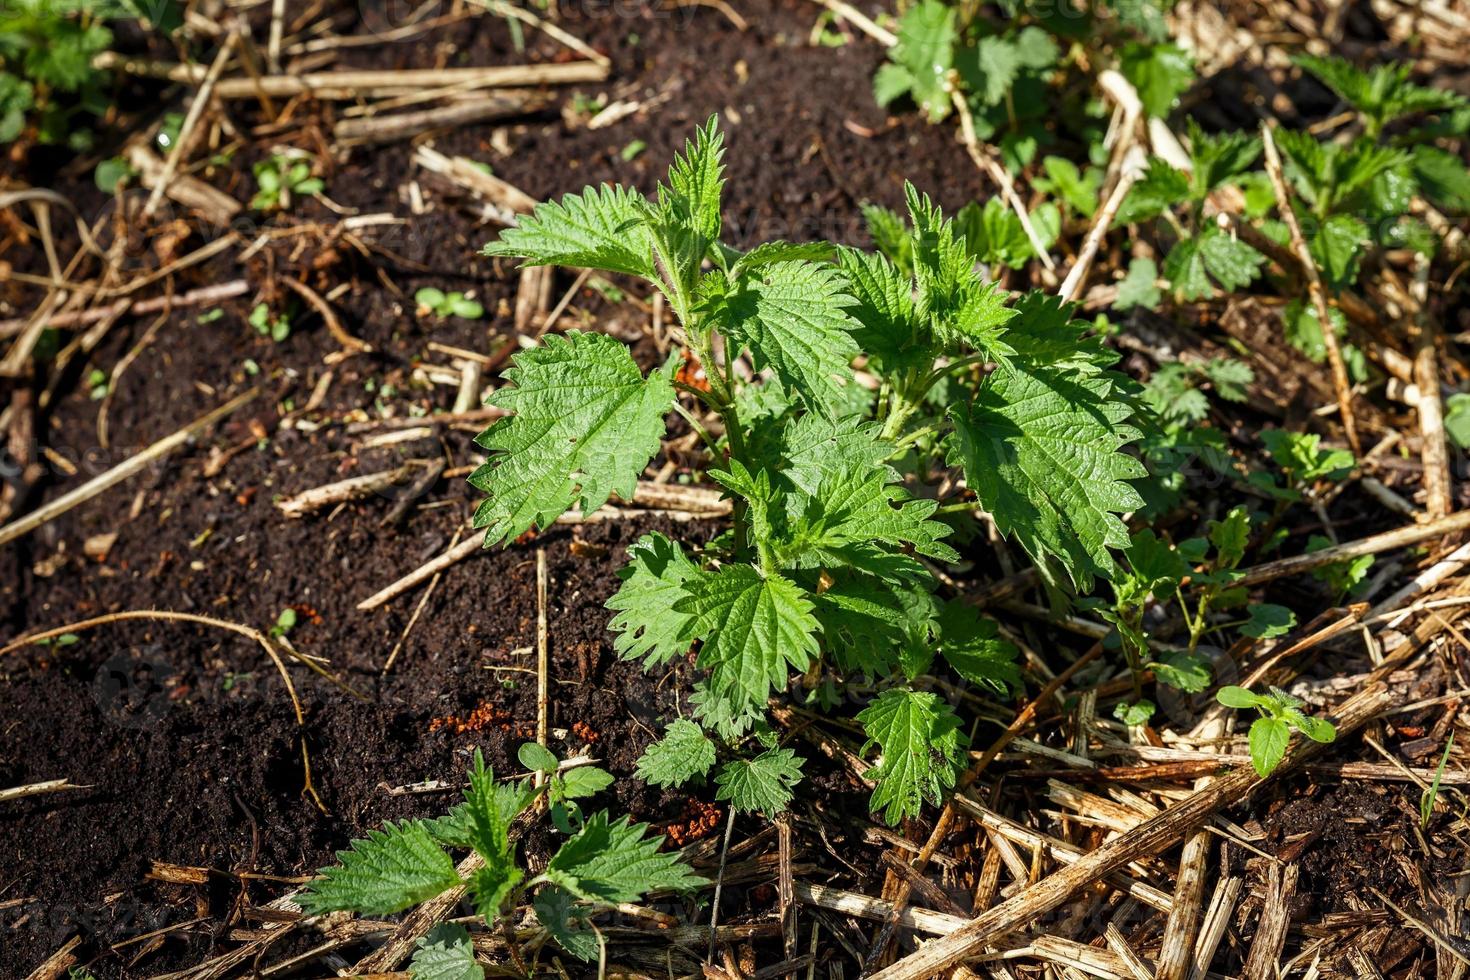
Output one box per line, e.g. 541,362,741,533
1248,716,1290,777
1262,429,1355,484
0,75,32,144
1114,700,1156,726
1309,214,1367,289
776,415,896,497
1037,156,1101,217
815,573,936,676
1216,685,1263,709
1208,507,1251,566
1124,530,1189,597
1198,225,1264,292
947,368,1146,590
962,35,1023,107
1276,129,1410,215
1150,652,1210,693
1284,708,1337,744
679,565,820,712
1242,604,1296,639
863,203,915,272
607,532,701,666
470,331,673,546
904,184,1020,360
1445,394,1470,449
1162,236,1212,301
1000,292,1111,373
937,601,1021,694
876,0,958,123
736,240,836,272
1307,534,1374,597
1281,298,1346,364
533,886,599,962
546,812,706,903
1115,257,1161,311
691,680,765,740
958,197,1056,270
410,924,484,980
1186,120,1261,196
859,689,968,824
636,719,717,788
837,248,931,374
1009,24,1059,70
1166,226,1263,300
464,751,534,861
710,261,860,416
299,821,462,916
482,183,655,279
874,62,916,110
1119,42,1194,118
663,115,726,242
1115,159,1192,225
518,742,559,775
558,766,615,800
1294,54,1466,135
715,747,805,815
466,859,523,923
1202,358,1253,401
794,465,959,564
1411,145,1470,215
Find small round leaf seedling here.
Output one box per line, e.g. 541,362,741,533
415,287,484,320
1216,685,1336,777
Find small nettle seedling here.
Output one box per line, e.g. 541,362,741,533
1250,429,1354,503
87,368,109,401
415,287,485,320
300,748,704,967
472,117,1151,824
249,303,290,342
1115,122,1267,302
94,155,137,192
268,607,297,639
1090,504,1307,723
1134,357,1248,516
251,153,324,212
1216,684,1336,777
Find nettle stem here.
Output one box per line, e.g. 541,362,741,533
688,322,758,562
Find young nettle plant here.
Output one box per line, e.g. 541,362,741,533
416,287,485,320
1114,122,1267,301
472,118,1149,824
1093,505,1310,724
249,302,290,342
251,153,324,212
1216,685,1336,777
300,749,704,968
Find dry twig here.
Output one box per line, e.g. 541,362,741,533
1260,122,1361,454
